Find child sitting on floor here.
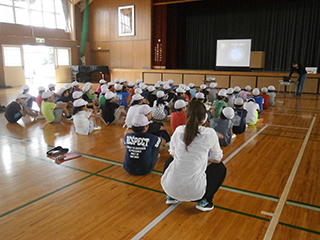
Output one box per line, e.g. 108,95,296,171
260,87,270,110
170,99,188,133
73,99,101,135
267,85,276,107
243,98,261,126
232,98,248,134
123,114,162,175
210,107,235,146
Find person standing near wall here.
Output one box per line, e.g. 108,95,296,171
289,61,307,97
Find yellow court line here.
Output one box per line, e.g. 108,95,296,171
262,115,317,240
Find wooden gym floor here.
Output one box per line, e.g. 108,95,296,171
0,84,319,240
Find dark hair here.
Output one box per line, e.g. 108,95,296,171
291,60,298,65
131,99,141,106
185,91,192,99
234,104,243,108
220,110,228,119
156,98,166,107
73,105,85,115
132,126,145,133
184,99,206,150
217,95,225,100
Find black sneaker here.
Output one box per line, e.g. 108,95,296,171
195,199,214,212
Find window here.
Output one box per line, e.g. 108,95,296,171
3,47,22,66
56,48,70,66
0,0,66,30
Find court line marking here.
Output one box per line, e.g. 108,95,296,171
131,203,180,240
1,146,320,235
223,125,269,164
263,116,317,240
260,123,309,130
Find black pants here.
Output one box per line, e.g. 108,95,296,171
163,157,226,203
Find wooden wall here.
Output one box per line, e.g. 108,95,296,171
88,0,152,70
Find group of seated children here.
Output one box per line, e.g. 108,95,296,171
4,79,277,179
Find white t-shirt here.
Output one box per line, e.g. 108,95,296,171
161,125,223,201
73,110,92,135
243,102,259,124
125,105,141,128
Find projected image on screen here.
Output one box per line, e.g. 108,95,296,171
216,39,251,67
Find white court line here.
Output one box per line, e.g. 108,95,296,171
131,203,180,240
223,125,269,164
263,116,317,240
260,123,308,130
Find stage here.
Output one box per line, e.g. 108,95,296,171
110,68,320,94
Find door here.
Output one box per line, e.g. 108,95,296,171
2,45,25,87
54,47,71,83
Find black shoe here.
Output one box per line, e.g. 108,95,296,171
47,146,69,156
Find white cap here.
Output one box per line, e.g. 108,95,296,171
120,78,128,83
72,81,79,86
234,98,244,106
179,84,186,89
108,82,115,86
185,86,190,91
163,84,171,90
136,79,143,84
82,84,91,93
132,114,149,127
245,85,252,91
48,83,56,89
176,87,185,93
139,83,147,89
222,107,235,119
105,92,115,100
218,89,227,97
195,92,205,99
252,88,260,96
114,84,122,91
174,99,188,110
148,86,156,92
57,87,67,96
188,83,195,88
135,88,143,94
200,84,207,90
128,82,135,87
154,83,161,89
156,90,165,98
73,99,88,107
114,78,120,84
210,82,218,88
42,91,54,99
206,77,216,81
65,83,72,89
72,91,83,99
38,86,46,91
22,85,29,91
234,86,241,92
227,88,234,94
168,79,174,84
268,85,275,91
138,104,152,115
261,87,268,93
101,85,109,94
15,93,28,100
99,79,107,84
132,94,144,101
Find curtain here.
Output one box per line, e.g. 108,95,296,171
176,0,320,71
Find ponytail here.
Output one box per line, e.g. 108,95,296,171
183,99,206,150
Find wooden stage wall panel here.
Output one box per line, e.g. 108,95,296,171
163,73,182,85
183,74,205,86
231,76,256,89
111,69,320,93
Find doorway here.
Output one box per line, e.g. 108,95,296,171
23,45,55,87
